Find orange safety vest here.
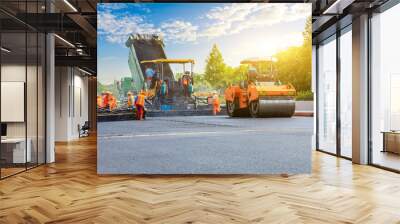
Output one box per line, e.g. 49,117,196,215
213,96,221,112
183,78,188,86
103,95,109,107
136,94,145,107
110,96,117,110
213,96,219,106
248,83,257,100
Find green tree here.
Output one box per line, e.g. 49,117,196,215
204,44,227,89
193,73,212,92
274,16,312,92
223,65,247,86
302,16,312,46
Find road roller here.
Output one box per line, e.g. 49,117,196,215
224,58,296,118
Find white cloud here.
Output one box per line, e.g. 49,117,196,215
200,3,310,38
98,12,159,44
160,20,198,43
98,3,128,11
98,12,198,45
98,3,310,45
98,3,151,13
206,4,256,22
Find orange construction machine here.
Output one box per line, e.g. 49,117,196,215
224,58,296,117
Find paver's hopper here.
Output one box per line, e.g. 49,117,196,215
125,34,175,92
224,58,296,117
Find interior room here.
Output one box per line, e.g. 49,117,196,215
0,0,96,179
0,0,400,223
0,17,46,178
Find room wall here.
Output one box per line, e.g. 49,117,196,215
55,66,70,141
1,64,42,138
54,66,89,141
1,63,46,164
71,71,89,138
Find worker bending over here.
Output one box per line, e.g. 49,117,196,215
135,91,146,120
212,93,221,115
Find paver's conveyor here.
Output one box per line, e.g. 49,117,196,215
125,34,174,92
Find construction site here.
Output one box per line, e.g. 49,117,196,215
97,33,313,174
97,34,213,121
97,34,312,121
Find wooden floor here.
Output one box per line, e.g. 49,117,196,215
373,151,400,171
1,135,400,224
1,167,26,178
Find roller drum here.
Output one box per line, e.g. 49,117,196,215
257,97,295,117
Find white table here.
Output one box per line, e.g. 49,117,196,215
1,138,31,163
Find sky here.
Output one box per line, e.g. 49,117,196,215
97,3,311,84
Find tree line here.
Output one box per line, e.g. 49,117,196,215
201,17,312,93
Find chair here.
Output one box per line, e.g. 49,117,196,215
79,121,90,138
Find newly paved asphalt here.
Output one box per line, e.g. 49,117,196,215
98,116,313,174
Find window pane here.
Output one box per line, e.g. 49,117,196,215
318,37,337,154
0,0,46,179
1,31,27,177
340,29,352,158
371,4,400,170
27,31,38,169
38,33,45,165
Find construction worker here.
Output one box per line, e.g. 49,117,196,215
188,81,193,97
127,92,134,110
182,75,189,97
102,92,108,109
145,65,155,88
247,80,257,100
109,95,117,111
212,93,221,116
97,95,103,109
160,80,168,104
102,92,112,111
178,77,182,88
135,91,146,120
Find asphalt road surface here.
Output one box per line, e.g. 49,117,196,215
98,116,313,174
